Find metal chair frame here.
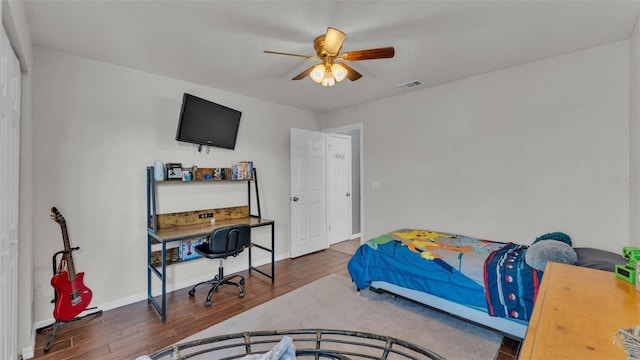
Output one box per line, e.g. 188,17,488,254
188,225,250,306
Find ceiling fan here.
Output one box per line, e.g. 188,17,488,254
264,27,395,87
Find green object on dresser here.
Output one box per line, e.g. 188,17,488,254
614,247,640,283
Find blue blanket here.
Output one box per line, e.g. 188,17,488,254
348,229,542,321
483,243,542,321
348,230,504,308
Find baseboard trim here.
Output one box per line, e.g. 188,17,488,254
21,344,34,360
20,319,37,359
32,253,289,334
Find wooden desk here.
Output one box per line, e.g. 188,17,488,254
146,166,274,323
519,262,640,359
147,216,275,323
151,216,273,242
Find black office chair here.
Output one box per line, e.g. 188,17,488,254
188,224,251,307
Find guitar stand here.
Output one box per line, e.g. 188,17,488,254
39,248,103,352
39,307,103,352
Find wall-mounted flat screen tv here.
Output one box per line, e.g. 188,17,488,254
175,93,242,150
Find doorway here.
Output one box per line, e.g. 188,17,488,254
323,124,362,240
327,133,352,245
289,128,327,258
289,127,359,257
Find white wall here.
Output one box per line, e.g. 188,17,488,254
320,41,630,253
630,12,640,248
31,47,318,325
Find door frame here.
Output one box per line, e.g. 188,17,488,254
0,21,21,360
322,123,364,242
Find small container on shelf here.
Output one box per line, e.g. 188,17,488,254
213,168,222,180
166,163,183,180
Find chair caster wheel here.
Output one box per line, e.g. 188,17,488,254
205,300,212,307
239,278,245,286
239,291,245,298
188,289,196,297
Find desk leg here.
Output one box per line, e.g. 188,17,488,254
247,223,275,282
248,237,252,274
147,234,166,322
147,235,151,305
161,241,167,323
271,223,275,283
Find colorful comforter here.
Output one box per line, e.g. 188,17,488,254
348,229,541,321
483,243,542,321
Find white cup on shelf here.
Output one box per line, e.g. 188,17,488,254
154,161,164,180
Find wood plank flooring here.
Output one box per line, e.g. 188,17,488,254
32,239,521,359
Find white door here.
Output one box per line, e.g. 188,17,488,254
290,128,327,257
0,23,21,360
327,134,352,245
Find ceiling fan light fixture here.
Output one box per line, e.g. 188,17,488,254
321,65,336,87
310,64,325,83
324,27,346,56
264,27,394,87
331,63,347,82
321,75,336,87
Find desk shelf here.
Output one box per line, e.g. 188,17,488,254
146,165,275,323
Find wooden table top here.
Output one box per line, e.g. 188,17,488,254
519,262,640,359
149,216,273,242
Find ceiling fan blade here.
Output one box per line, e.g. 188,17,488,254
341,47,395,61
337,62,363,81
264,50,318,60
292,65,316,80
323,27,346,56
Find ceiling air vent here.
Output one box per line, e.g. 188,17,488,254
396,80,423,89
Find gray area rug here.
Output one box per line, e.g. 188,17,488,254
177,274,502,359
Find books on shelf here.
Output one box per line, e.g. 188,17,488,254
185,161,254,181
180,238,204,261
231,161,254,180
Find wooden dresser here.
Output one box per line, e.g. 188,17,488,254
519,262,640,359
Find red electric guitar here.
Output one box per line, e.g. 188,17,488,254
50,207,93,321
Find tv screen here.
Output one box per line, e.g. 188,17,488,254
175,93,241,150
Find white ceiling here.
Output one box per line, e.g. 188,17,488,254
22,0,640,113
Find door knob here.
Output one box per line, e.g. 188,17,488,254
292,196,299,202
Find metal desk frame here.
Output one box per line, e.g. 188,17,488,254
146,166,275,323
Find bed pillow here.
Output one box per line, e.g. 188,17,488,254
574,247,626,272
525,240,577,271
532,232,572,246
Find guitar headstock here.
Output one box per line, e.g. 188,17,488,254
50,207,66,225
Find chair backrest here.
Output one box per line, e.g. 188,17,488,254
208,224,251,257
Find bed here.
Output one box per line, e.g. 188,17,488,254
347,229,542,340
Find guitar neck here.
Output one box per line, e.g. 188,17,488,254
59,222,76,281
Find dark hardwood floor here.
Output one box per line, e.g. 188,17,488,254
32,239,521,359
